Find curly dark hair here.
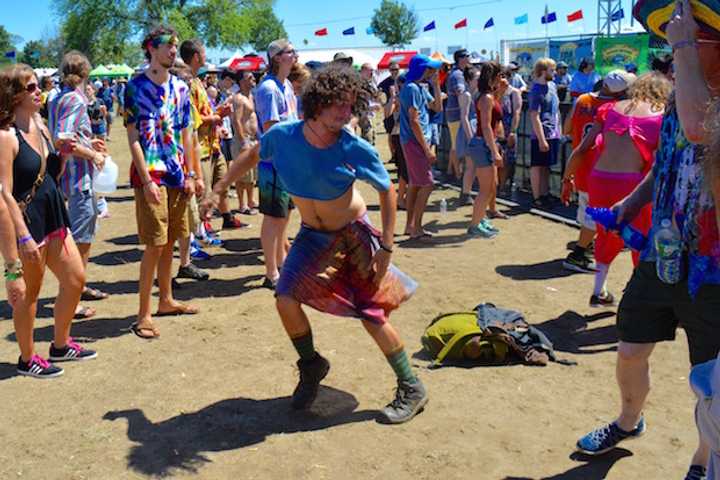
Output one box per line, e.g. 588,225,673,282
301,65,369,121
142,25,178,61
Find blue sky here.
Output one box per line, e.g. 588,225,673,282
4,0,645,61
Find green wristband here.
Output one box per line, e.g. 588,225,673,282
4,271,22,281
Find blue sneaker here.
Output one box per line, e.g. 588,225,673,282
198,235,224,247
576,417,646,455
190,244,211,261
481,218,499,233
467,224,497,238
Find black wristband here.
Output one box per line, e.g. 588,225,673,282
379,243,393,253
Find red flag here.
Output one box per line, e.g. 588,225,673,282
454,18,467,29
567,9,583,22
314,28,328,36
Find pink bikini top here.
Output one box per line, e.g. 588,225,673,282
595,102,663,173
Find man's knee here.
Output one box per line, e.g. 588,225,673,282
618,341,654,364
276,295,300,316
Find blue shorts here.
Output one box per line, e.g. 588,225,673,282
67,189,98,244
530,138,560,167
429,124,440,146
467,137,494,168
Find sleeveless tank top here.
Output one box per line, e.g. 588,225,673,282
475,97,502,138
11,126,70,242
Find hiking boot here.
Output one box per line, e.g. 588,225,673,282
17,354,63,378
590,291,615,308
563,251,597,273
685,465,708,480
379,378,428,424
576,417,646,455
177,263,209,281
49,338,98,362
291,354,330,410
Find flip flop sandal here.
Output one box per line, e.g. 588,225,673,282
488,211,509,220
74,305,97,319
81,287,110,301
409,232,433,241
130,322,160,340
155,304,199,317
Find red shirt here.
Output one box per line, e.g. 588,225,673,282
570,93,615,192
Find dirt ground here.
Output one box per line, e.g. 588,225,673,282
0,123,699,480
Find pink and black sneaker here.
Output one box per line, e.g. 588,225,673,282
49,337,98,362
17,354,64,379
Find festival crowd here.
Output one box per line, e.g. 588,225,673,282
0,0,719,477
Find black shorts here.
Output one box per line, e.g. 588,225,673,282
530,138,559,167
617,261,720,365
390,134,408,183
258,162,294,218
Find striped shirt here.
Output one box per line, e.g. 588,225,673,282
48,87,94,195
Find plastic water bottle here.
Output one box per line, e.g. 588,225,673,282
654,218,683,284
586,207,647,251
439,198,447,215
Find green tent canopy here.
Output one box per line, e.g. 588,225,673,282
88,65,112,78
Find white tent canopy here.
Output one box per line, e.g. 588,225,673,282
297,48,381,68
34,67,58,78
219,50,244,69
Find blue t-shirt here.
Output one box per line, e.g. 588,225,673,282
399,81,434,144
98,87,114,112
444,67,466,123
254,75,298,137
569,71,601,96
528,81,561,140
259,121,390,200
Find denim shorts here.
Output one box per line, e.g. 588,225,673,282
467,137,494,168
67,189,98,244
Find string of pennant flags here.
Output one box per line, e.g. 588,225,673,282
312,6,626,37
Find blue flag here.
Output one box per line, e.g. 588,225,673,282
541,11,557,24
484,18,494,29
366,26,375,35
514,14,528,25
342,27,355,35
4,50,15,59
610,8,625,21
423,21,436,32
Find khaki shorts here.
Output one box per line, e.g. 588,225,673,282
186,194,200,234
230,139,257,184
447,121,461,150
201,152,228,194
134,185,189,246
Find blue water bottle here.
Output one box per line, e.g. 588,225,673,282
586,207,647,251
654,218,683,284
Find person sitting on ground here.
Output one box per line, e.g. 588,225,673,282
0,63,97,377
567,72,671,307
465,61,505,238
205,64,427,424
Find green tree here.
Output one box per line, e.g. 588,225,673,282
0,25,16,62
56,0,286,66
370,0,419,48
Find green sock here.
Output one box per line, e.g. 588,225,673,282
386,349,416,383
291,332,316,361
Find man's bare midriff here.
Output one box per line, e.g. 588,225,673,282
292,185,367,231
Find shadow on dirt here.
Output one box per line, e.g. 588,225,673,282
104,386,378,477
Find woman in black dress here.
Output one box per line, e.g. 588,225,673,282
0,64,97,378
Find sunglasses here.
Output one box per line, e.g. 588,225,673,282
281,49,297,56
149,34,178,49
25,82,38,93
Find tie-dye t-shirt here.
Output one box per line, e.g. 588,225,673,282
641,95,720,296
190,78,220,159
124,73,191,188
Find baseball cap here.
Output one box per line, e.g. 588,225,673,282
557,61,568,68
508,61,520,70
603,69,636,93
267,39,291,59
406,54,443,82
453,48,470,63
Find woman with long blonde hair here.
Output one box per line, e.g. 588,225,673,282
567,72,672,307
0,64,97,378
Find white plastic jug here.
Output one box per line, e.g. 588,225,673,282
93,156,118,194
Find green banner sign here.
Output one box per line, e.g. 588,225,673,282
595,33,650,75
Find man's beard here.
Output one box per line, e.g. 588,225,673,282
159,58,174,69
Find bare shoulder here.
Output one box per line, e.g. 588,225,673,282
0,128,18,158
